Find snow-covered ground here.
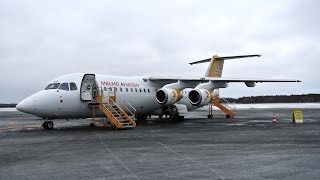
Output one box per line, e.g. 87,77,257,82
0,108,18,112
207,103,320,110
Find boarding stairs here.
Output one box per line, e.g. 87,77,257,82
89,89,136,130
209,98,236,118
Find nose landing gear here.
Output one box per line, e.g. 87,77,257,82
42,121,54,130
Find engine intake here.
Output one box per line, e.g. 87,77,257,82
156,88,182,106
188,89,212,106
245,82,256,87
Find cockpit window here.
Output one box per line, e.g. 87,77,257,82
58,83,69,91
70,82,77,91
45,83,60,90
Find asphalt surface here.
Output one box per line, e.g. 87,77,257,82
0,108,319,180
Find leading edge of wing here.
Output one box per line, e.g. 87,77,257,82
148,76,301,83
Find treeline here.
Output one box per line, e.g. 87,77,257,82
225,94,320,104
0,104,17,108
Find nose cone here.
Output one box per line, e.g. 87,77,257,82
16,97,35,114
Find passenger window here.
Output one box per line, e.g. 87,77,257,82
135,88,137,92
58,83,69,91
143,89,146,93
126,88,128,92
104,87,107,91
147,89,150,93
109,87,112,91
131,88,133,92
139,88,142,92
45,83,60,90
120,87,123,92
70,82,77,91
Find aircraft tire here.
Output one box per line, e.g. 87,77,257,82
170,106,178,120
171,115,184,121
136,115,147,121
178,116,184,121
42,121,48,129
90,123,95,128
46,121,54,129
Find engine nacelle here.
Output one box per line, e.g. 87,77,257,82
188,89,212,106
245,82,256,87
156,88,182,105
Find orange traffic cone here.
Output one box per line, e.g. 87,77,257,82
272,115,277,124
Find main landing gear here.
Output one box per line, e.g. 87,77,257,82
167,105,184,121
135,115,148,124
42,121,54,130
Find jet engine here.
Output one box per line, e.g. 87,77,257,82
156,88,182,106
245,82,256,87
188,89,212,106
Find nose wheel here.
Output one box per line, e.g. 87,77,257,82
42,121,54,130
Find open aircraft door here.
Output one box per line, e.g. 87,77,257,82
80,74,98,101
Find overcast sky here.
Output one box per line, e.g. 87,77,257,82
0,0,319,103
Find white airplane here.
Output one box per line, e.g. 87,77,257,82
16,54,300,129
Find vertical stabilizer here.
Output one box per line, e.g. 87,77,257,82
205,55,224,77
205,55,224,98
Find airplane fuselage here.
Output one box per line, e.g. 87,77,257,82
16,73,197,119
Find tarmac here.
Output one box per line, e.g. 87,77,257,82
0,108,320,180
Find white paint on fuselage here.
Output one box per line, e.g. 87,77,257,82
16,73,199,119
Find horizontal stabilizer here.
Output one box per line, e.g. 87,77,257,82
189,54,261,65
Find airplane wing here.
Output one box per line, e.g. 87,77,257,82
149,76,301,106
148,76,301,83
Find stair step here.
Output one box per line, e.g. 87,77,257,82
92,96,136,129
117,119,129,122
